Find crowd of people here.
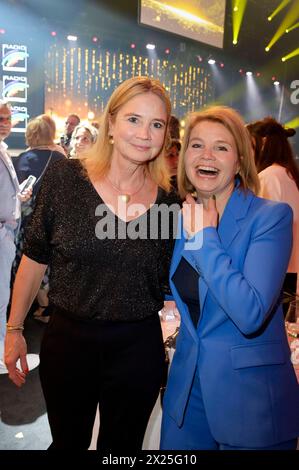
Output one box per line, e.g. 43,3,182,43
1,74,299,451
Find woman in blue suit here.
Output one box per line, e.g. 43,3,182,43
160,106,299,450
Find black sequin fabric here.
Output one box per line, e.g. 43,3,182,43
23,159,180,321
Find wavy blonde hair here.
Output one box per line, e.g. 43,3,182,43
26,114,56,147
80,76,172,191
178,106,260,198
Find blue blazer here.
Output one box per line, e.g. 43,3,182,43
163,186,299,447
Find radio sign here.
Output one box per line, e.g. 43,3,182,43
2,75,29,102
11,105,29,133
2,44,28,72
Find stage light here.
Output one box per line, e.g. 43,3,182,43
130,43,136,49
281,47,299,62
51,31,57,37
196,55,203,62
87,111,95,120
208,59,216,65
265,46,270,52
285,21,299,34
274,81,280,86
0,28,6,34
256,72,261,77
220,63,225,68
232,0,248,46
267,0,292,22
92,36,98,43
246,71,252,76
146,44,155,50
265,1,299,51
239,69,243,74
67,35,77,41
272,76,276,81
165,48,170,54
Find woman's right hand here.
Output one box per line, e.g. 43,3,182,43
5,332,29,387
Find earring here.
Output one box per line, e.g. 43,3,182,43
109,135,114,145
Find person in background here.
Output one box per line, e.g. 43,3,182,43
69,122,98,159
5,76,180,450
253,117,299,301
165,139,181,191
60,113,80,153
0,100,31,373
160,106,299,450
13,114,66,323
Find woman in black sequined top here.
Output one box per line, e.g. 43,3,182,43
5,77,180,451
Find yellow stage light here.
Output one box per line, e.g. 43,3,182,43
281,47,299,62
266,1,299,51
232,0,248,46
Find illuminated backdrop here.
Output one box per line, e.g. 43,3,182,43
45,43,213,123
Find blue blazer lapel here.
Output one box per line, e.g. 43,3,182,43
218,187,254,250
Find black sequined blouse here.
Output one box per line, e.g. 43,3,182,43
23,159,180,322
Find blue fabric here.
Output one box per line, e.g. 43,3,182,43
161,187,299,449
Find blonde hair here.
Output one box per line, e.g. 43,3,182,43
80,76,172,192
178,106,260,198
70,122,98,158
26,114,56,147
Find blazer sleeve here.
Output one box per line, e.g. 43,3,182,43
183,203,293,335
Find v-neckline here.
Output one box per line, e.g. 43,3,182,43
85,173,161,224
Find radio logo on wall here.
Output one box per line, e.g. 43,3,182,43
3,75,29,103
1,43,30,133
2,44,28,72
11,105,29,133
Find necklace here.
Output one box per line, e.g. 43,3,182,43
106,172,146,203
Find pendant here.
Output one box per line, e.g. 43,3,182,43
120,194,130,203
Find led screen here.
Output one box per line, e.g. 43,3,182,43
139,0,226,48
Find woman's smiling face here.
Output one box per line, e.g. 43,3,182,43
185,120,240,201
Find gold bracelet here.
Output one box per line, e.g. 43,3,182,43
6,323,24,332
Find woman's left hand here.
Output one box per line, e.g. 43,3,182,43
183,193,218,238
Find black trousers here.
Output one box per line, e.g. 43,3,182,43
283,272,297,316
39,310,166,451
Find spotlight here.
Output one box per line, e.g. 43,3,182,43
208,59,215,65
233,39,237,45
234,6,238,12
286,29,289,33
282,57,286,62
265,47,270,52
51,31,57,37
220,62,225,68
146,44,155,50
256,72,261,77
92,36,98,43
271,76,276,81
87,111,95,120
130,43,136,49
67,35,77,41
274,81,280,86
0,28,6,34
268,16,272,21
239,69,244,74
165,48,170,54
246,71,253,76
